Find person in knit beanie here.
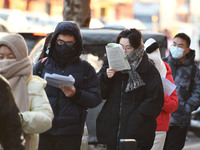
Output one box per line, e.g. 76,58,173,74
144,38,178,150
0,33,54,150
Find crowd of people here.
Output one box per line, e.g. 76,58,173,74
0,21,199,150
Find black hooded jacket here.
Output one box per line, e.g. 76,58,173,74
33,21,102,136
0,75,24,150
49,21,83,60
163,50,200,127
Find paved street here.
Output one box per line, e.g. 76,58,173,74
183,131,200,150
88,131,200,150
88,145,106,150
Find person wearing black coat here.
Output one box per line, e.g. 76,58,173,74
96,29,164,150
33,21,102,150
163,33,200,150
0,75,24,150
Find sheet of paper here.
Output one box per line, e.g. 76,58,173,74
105,43,131,71
44,73,75,88
161,77,176,96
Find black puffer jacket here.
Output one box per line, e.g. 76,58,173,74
0,75,24,150
163,50,200,127
96,53,164,150
33,21,102,136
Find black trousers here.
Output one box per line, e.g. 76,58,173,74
38,134,82,150
107,144,146,150
163,126,188,150
107,145,116,150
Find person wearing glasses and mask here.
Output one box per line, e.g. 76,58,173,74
163,33,200,150
96,28,164,150
33,21,102,150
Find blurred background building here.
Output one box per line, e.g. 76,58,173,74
0,0,198,32
0,0,199,60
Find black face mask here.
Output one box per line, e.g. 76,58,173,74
53,43,77,66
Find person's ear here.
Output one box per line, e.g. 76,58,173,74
185,48,191,55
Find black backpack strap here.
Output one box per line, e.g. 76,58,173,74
37,57,48,77
82,60,90,89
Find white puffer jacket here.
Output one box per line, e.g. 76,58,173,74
21,75,54,150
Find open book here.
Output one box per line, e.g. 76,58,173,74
105,43,131,71
44,73,75,88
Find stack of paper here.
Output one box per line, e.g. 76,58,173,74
44,73,75,88
161,77,176,96
105,43,131,71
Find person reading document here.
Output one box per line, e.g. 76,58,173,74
33,21,101,150
97,28,164,150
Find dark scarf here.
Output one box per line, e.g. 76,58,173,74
52,43,78,68
123,45,145,92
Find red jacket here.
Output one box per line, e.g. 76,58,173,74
156,62,178,131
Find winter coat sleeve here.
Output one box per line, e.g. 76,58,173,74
70,63,102,108
97,59,114,99
33,60,40,75
162,74,179,113
0,76,24,150
21,76,54,134
138,65,164,119
184,67,200,113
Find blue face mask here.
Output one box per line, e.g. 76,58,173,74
46,49,49,55
170,46,184,59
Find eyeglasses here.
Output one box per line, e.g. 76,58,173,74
121,45,134,52
124,46,133,51
56,39,74,46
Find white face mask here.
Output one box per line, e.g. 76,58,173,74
170,46,184,59
0,59,17,68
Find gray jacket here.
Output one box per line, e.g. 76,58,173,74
163,50,200,126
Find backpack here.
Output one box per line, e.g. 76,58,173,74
36,57,90,89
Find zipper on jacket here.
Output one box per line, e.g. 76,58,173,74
57,70,65,116
55,70,64,134
116,80,124,150
55,91,62,134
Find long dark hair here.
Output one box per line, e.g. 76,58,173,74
38,32,53,60
115,28,142,49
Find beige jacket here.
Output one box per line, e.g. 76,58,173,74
21,75,54,150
